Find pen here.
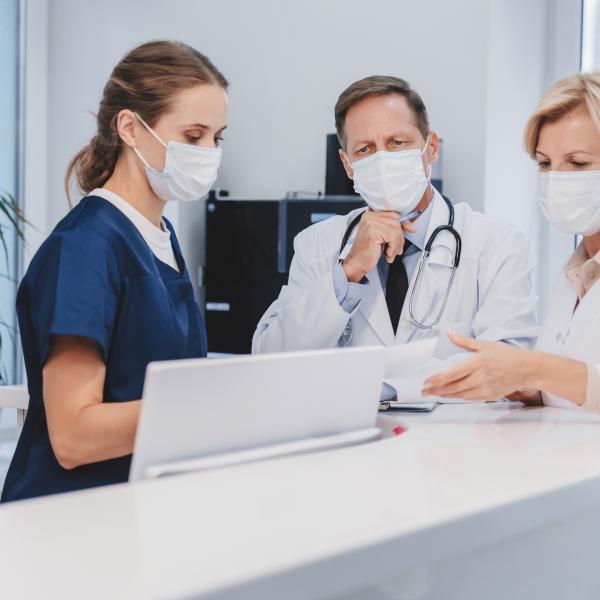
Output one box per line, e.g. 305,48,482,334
381,209,422,259
399,210,422,223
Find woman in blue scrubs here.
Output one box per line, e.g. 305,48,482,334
1,40,228,501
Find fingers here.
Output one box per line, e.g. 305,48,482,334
422,374,470,397
374,223,405,263
422,372,493,401
372,211,418,231
355,211,409,265
349,214,407,276
505,389,542,404
429,386,489,401
422,357,479,391
423,375,477,398
373,211,402,219
362,212,408,234
384,242,398,263
447,331,484,353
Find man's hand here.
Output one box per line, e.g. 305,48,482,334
342,211,416,283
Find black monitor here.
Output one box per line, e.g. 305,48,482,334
325,133,357,196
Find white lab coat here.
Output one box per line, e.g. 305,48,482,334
536,268,600,408
252,192,539,353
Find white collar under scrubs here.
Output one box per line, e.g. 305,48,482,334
91,187,179,273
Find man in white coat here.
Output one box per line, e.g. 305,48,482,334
252,76,538,353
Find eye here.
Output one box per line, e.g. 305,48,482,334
570,160,590,168
537,160,551,169
215,136,224,147
393,139,408,146
186,134,202,144
356,146,369,154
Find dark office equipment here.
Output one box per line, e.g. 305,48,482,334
325,134,357,196
204,197,365,354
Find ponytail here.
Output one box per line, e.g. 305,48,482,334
64,129,120,206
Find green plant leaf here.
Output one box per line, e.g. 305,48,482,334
0,193,26,240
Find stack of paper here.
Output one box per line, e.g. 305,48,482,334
382,324,478,404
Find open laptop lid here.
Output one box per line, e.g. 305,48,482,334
130,346,385,481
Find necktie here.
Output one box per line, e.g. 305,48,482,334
386,240,412,334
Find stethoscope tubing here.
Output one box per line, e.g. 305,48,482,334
338,195,462,331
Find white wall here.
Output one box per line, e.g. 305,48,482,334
483,0,581,318
482,0,551,313
46,0,490,213
24,0,583,311
37,0,492,293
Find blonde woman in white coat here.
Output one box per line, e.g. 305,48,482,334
424,73,600,411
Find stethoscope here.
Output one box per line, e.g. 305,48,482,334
338,194,462,337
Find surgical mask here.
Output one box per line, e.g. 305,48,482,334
539,170,600,235
350,139,431,214
133,114,222,202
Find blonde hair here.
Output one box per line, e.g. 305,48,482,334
524,72,600,159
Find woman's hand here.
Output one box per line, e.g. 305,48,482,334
421,331,537,401
505,390,543,405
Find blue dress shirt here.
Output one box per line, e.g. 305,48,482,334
333,199,435,313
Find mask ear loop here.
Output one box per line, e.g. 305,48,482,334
132,113,168,168
132,146,150,168
420,134,433,181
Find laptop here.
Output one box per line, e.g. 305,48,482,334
129,346,386,481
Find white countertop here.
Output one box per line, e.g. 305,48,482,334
3,402,600,600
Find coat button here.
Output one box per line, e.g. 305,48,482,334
555,332,563,342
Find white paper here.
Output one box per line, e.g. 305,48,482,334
432,320,473,359
381,322,482,403
383,352,471,402
385,337,438,379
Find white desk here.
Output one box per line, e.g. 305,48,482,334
3,403,600,600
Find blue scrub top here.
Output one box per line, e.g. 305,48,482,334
1,195,207,502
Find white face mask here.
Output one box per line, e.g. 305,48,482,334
350,138,431,214
539,170,600,236
133,114,222,202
